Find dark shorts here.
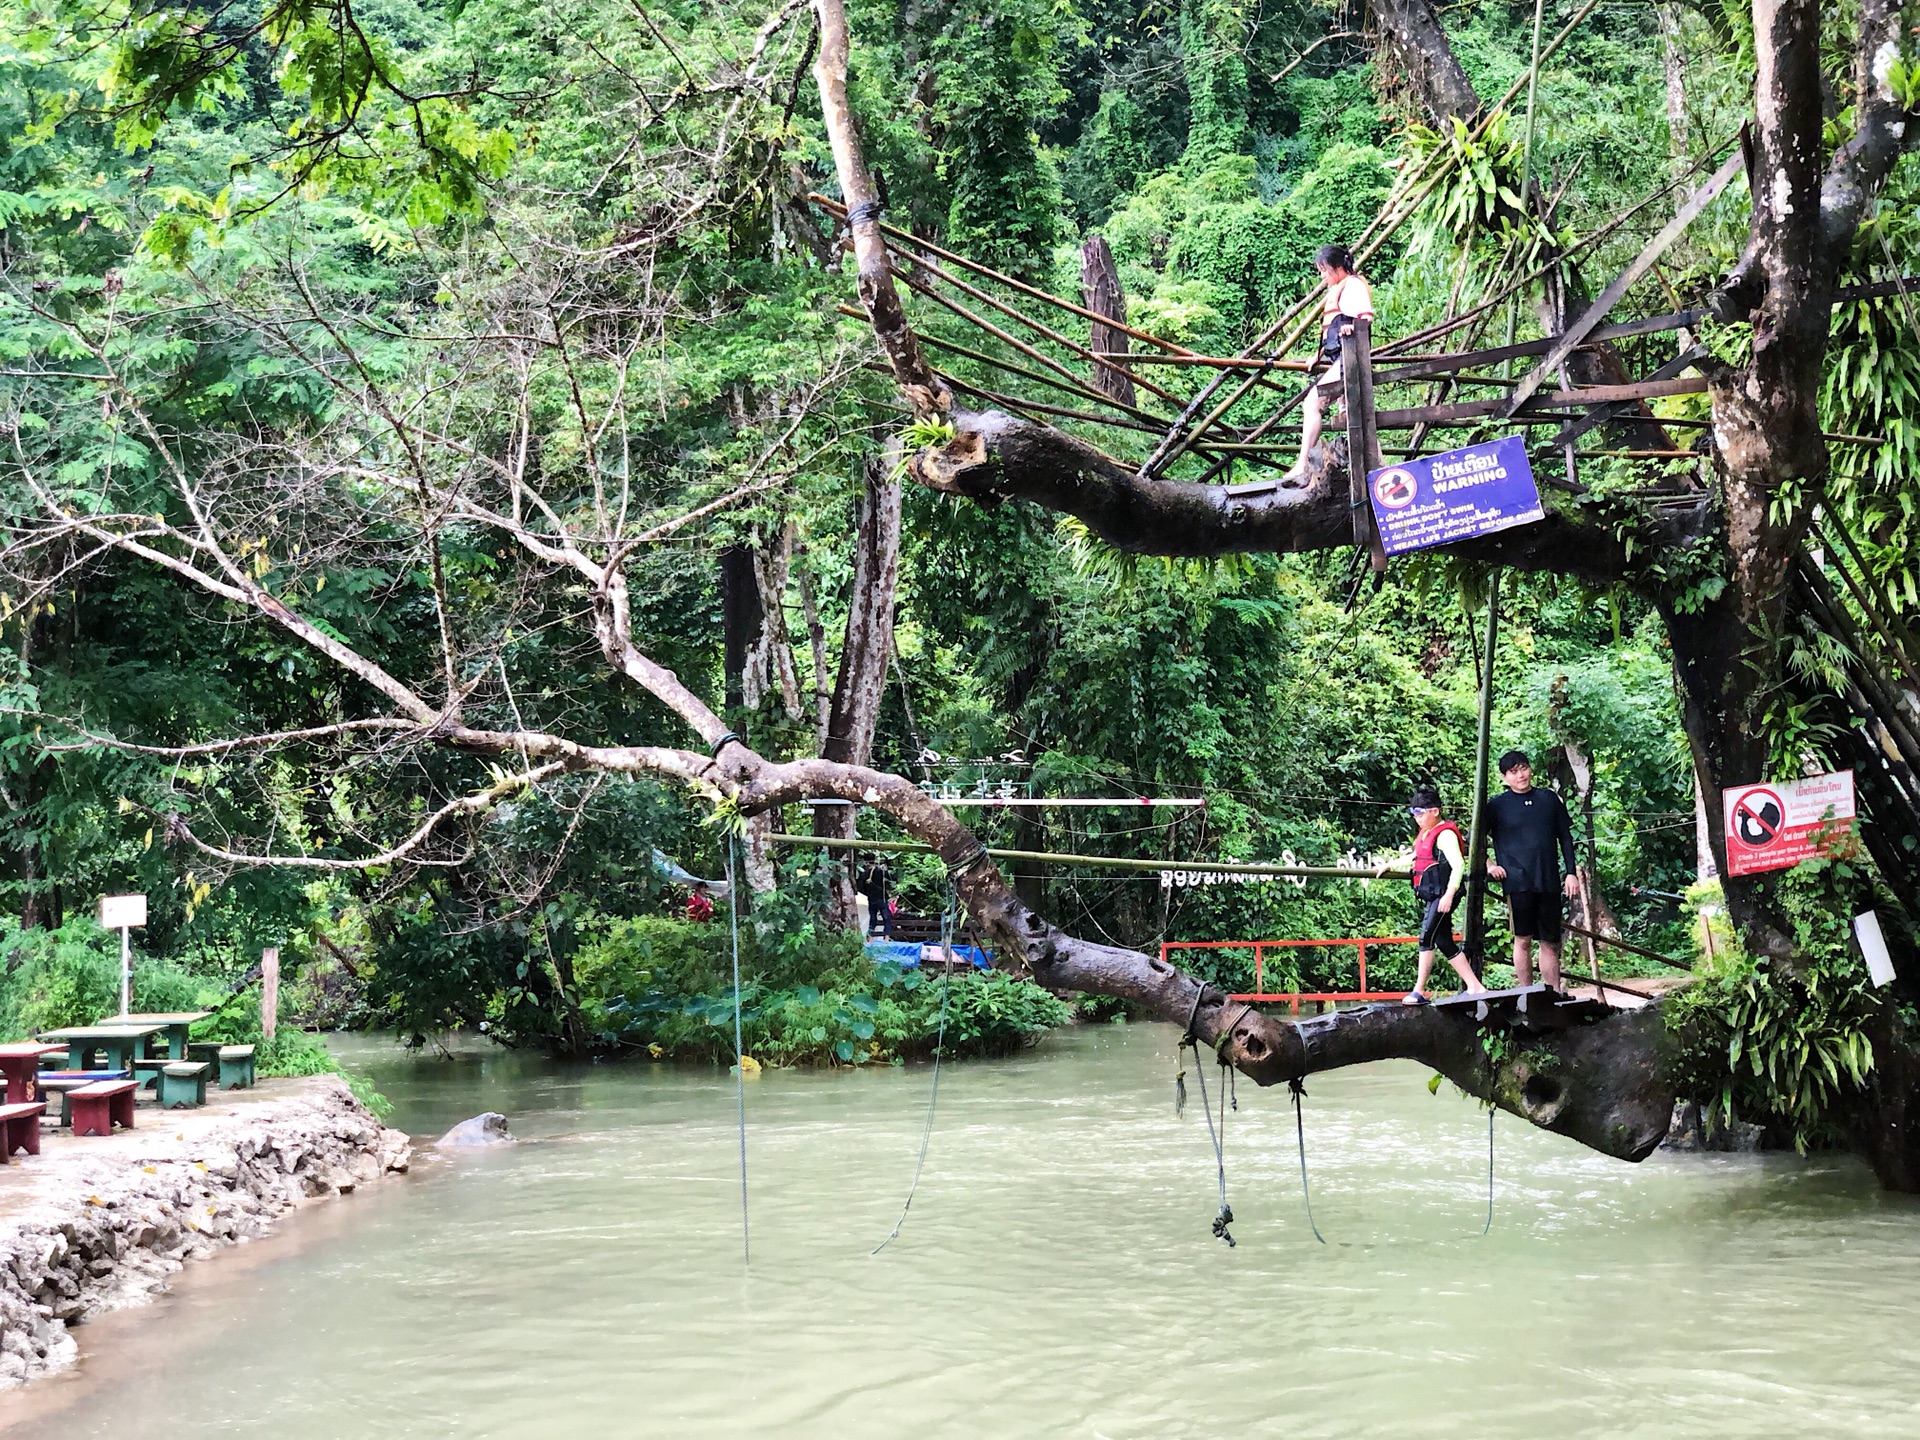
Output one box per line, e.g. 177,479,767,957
1508,890,1563,943
1418,899,1460,959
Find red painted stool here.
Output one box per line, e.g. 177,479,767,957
0,1101,44,1159
69,1080,137,1137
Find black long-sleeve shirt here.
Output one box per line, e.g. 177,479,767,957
1481,787,1577,893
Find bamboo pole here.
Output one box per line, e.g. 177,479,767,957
810,193,1199,356
771,833,1408,880
893,250,1188,407
1462,573,1502,964
935,370,1166,436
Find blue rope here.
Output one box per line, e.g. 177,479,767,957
726,836,749,1265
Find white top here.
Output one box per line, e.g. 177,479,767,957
1322,274,1375,321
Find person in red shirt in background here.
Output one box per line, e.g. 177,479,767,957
684,882,715,923
1283,244,1374,484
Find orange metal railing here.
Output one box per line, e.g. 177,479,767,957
1158,937,1423,1015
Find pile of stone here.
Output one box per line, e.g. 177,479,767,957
0,1075,410,1388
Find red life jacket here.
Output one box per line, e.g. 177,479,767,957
1411,821,1463,896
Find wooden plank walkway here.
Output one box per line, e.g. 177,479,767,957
1429,983,1613,1029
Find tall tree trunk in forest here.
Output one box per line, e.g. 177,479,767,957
751,522,805,725
720,544,778,893
813,460,903,926
812,0,949,415
721,544,759,719
1659,4,1688,164
1079,236,1137,407
1369,0,1480,121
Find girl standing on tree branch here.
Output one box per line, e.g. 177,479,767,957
1284,244,1374,484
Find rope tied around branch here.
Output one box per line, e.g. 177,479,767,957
1288,1076,1327,1246
1177,981,1236,1247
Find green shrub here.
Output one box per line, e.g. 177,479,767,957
1665,849,1883,1151
574,914,1070,1065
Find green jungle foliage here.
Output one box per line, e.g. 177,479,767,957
1666,838,1888,1152
573,913,1070,1065
0,0,1914,1109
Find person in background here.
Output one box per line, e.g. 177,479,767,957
1403,789,1484,1004
684,881,715,924
1482,749,1580,988
859,859,892,938
1282,243,1375,484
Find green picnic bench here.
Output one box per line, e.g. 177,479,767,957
156,1062,210,1109
187,1043,256,1089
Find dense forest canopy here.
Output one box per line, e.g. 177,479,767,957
6,0,1920,1181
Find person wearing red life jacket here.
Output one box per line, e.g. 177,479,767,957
684,882,715,923
1402,788,1485,1005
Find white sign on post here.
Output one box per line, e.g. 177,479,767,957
98,894,147,1017
98,894,147,930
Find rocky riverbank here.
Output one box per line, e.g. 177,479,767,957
0,1074,410,1390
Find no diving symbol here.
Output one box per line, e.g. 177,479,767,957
1733,788,1785,849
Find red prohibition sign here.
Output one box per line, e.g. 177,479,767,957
1732,787,1786,849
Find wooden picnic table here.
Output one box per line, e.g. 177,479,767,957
38,1023,170,1074
102,1011,213,1061
0,1044,66,1104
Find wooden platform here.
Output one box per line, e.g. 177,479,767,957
1428,983,1612,1030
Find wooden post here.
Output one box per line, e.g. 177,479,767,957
1462,573,1502,968
261,947,280,1042
1341,317,1387,571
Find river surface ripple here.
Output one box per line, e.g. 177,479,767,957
3,1023,1915,1438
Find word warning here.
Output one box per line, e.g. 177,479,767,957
1365,435,1544,556
1722,770,1856,877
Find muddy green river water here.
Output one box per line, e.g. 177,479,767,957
3,1022,1917,1437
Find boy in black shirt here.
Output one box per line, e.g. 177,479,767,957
1482,750,1580,989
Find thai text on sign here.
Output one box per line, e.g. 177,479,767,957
1365,435,1544,556
1722,770,1856,877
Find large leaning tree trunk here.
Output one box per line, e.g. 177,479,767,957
807,0,1920,1181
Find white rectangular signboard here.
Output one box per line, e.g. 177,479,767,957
98,894,147,929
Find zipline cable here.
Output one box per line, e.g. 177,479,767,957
872,891,956,1256
725,833,750,1265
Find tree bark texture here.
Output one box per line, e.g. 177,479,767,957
1369,0,1481,122
812,0,949,415
813,459,903,926
1079,236,1136,407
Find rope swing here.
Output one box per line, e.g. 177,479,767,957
871,888,957,1256
725,833,750,1264
1178,985,1237,1247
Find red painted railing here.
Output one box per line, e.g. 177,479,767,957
1159,937,1423,1014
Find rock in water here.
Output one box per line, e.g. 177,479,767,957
438,1113,512,1147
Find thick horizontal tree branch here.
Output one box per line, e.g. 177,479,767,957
903,407,1688,582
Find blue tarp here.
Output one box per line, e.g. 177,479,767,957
863,940,992,969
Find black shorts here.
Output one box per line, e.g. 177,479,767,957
1418,898,1460,959
1508,890,1563,943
